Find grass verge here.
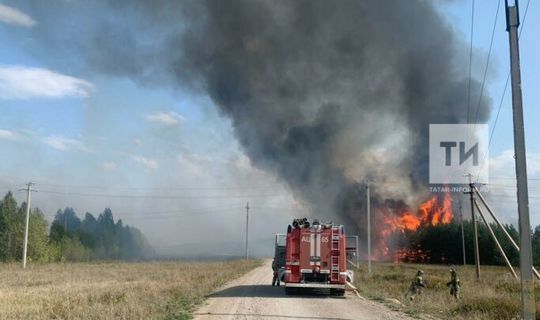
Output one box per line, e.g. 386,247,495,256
0,259,261,320
353,262,540,320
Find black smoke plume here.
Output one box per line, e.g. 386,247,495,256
171,0,491,221
30,0,491,249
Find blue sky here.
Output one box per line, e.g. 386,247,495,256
0,1,538,255
438,0,540,230
440,0,540,156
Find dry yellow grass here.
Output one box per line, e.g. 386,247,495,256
0,259,260,320
353,262,540,320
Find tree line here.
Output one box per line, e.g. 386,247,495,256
0,191,150,262
390,220,540,267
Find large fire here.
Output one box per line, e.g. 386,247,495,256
376,193,453,259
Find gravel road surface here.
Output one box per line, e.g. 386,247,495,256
193,260,412,320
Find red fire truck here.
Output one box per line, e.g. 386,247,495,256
280,218,353,296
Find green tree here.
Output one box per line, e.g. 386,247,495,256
399,221,521,266
0,192,23,261
50,207,81,241
532,225,540,267
97,208,117,257
61,237,91,261
26,207,52,262
79,212,99,249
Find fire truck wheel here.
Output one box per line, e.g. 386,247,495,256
331,289,345,296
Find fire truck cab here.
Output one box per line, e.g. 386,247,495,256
280,218,352,296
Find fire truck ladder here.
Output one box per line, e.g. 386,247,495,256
330,226,340,282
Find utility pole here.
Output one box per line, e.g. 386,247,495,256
366,181,371,275
474,200,519,280
474,185,540,280
355,235,359,269
245,202,249,260
505,1,535,318
459,199,466,265
465,174,480,280
22,182,34,269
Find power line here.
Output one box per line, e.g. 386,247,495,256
469,0,502,181
490,199,540,204
490,176,540,180
487,193,540,199
249,205,309,211
486,0,531,146
0,175,285,192
473,0,502,126
487,185,540,191
110,204,245,217
138,208,244,220
110,204,308,218
36,189,289,200
473,0,532,182
34,182,279,191
0,185,18,191
1,180,288,197
466,0,476,124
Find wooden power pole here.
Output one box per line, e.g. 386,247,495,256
505,1,535,318
245,202,249,260
465,175,480,280
366,181,371,275
22,182,34,269
459,199,466,265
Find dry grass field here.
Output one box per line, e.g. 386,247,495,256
354,262,540,320
0,259,260,320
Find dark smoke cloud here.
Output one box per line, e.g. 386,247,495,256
171,0,491,217
25,0,490,236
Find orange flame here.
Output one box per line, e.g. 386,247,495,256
384,193,453,232
418,193,453,226
376,193,453,259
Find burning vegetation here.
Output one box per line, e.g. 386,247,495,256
382,193,454,232
377,193,454,261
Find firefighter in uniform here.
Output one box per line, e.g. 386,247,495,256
447,267,460,300
407,270,425,301
272,259,280,286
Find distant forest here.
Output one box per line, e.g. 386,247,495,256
6,185,540,267
0,191,150,262
390,220,540,267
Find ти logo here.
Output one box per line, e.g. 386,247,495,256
429,124,489,184
439,141,478,166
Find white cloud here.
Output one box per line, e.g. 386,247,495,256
145,111,185,126
133,156,159,170
103,161,117,170
43,135,89,152
0,4,36,27
0,129,19,140
0,65,94,100
233,153,253,170
490,149,540,177
485,149,540,226
177,153,205,176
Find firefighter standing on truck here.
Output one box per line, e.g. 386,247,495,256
272,258,280,286
407,270,425,301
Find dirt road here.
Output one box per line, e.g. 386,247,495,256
193,260,412,320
